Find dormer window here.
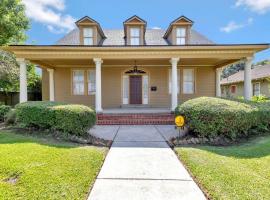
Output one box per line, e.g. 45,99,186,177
130,27,140,45
176,27,186,45
124,15,147,45
164,16,193,45
83,28,93,45
75,16,106,46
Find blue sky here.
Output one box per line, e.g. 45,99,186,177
22,0,270,62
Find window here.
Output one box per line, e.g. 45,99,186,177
230,85,236,94
130,27,140,45
183,69,195,94
253,82,260,96
176,27,186,45
83,28,93,45
88,70,96,95
169,69,180,94
73,70,84,95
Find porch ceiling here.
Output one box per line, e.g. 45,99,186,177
29,58,239,68
2,44,269,69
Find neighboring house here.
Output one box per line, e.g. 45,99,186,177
221,65,270,98
3,15,269,112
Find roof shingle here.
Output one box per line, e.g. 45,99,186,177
56,28,214,45
221,65,270,85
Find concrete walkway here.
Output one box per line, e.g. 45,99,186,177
88,125,206,200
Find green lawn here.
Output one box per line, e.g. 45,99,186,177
176,136,270,200
0,130,107,200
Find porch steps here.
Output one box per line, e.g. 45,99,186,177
96,113,175,125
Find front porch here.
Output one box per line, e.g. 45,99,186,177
4,45,267,113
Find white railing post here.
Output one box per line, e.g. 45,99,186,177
216,68,222,97
244,57,253,100
47,69,55,101
17,58,27,103
170,58,180,111
93,58,103,112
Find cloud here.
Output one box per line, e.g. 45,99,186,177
22,0,76,33
220,17,253,33
235,0,270,14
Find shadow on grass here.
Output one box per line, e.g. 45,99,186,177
0,129,82,149
181,136,270,159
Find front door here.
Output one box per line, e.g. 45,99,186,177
129,75,142,104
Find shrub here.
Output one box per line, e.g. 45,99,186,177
251,95,269,103
0,105,11,122
5,109,17,125
175,97,270,139
15,101,96,136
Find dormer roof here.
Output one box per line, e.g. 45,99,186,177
123,15,147,25
75,16,106,38
164,16,194,38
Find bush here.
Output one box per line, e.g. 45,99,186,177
5,109,17,125
15,101,96,136
251,95,269,103
0,105,11,122
175,97,270,139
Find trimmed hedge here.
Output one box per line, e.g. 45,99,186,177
0,105,11,122
175,97,270,139
15,101,96,136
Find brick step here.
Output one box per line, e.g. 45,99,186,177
96,113,175,125
97,114,174,120
96,119,174,125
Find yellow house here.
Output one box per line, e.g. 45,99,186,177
3,15,269,115
221,64,270,98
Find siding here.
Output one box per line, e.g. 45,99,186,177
42,66,216,108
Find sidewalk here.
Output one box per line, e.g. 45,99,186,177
88,125,206,200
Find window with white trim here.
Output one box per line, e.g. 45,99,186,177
83,28,93,45
130,27,140,45
253,82,260,96
183,69,195,94
88,70,96,95
73,70,84,95
169,69,180,94
176,27,186,45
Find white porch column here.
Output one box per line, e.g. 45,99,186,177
170,58,180,111
216,68,222,97
93,58,103,112
47,69,55,101
244,56,253,100
17,58,27,103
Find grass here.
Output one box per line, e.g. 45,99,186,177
0,130,107,200
176,136,270,200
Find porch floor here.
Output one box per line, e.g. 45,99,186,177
102,107,171,114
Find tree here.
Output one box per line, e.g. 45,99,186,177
0,0,29,45
0,50,41,93
0,1,41,104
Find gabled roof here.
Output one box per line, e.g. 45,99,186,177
123,15,147,25
75,16,106,38
221,64,270,85
164,16,194,38
75,16,99,25
56,28,214,46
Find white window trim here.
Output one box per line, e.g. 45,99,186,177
230,85,237,94
87,70,96,95
182,68,195,94
72,70,85,95
130,27,140,45
176,27,186,45
83,27,94,45
253,82,261,96
142,75,149,105
168,69,180,94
